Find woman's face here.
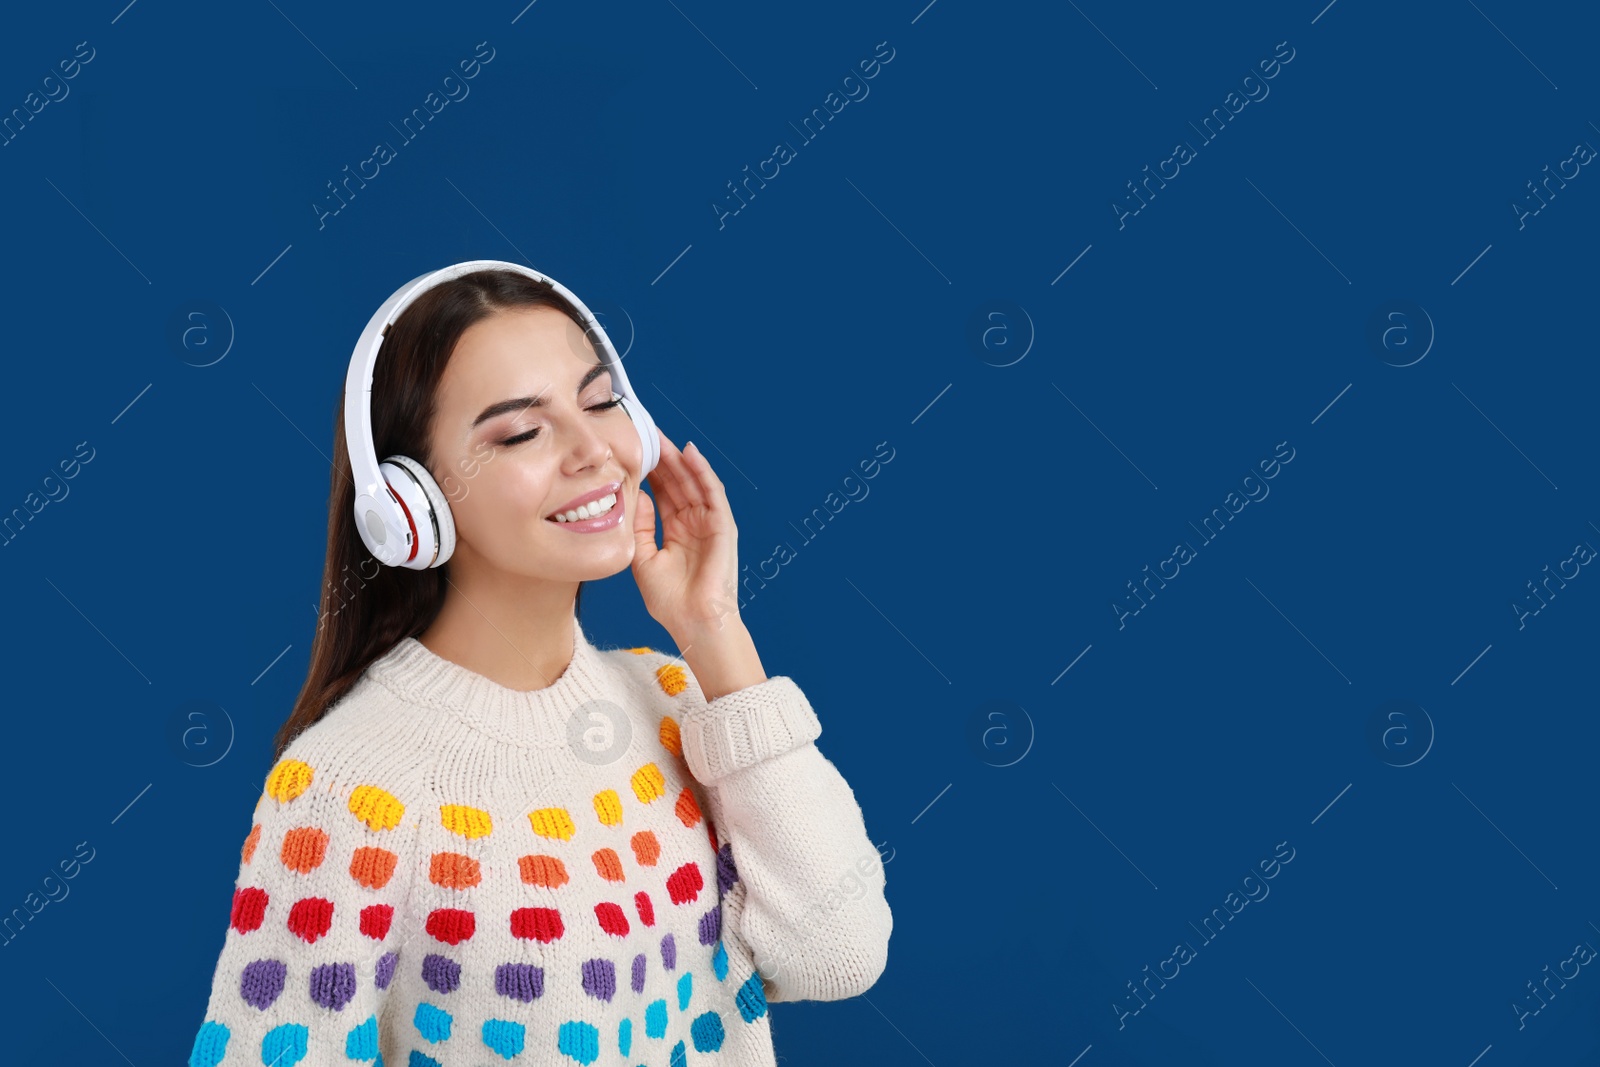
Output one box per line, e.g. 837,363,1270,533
425,305,643,584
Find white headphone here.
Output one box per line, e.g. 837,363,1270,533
343,259,661,570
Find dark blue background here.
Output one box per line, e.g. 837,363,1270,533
1,1,1596,1064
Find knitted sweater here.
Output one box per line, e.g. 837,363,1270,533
187,627,891,1067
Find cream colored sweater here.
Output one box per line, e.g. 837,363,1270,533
187,626,891,1067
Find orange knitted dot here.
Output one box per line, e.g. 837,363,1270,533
519,854,570,888
626,647,658,656
659,716,682,758
280,826,329,874
655,663,688,697
241,824,261,865
349,847,399,889
591,847,626,882
430,852,483,890
674,787,702,829
630,830,660,867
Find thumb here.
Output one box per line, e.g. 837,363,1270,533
632,487,658,563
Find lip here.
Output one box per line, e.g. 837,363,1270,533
545,479,624,523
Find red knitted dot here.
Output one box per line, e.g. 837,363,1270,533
286,897,334,943
595,902,630,937
360,903,394,940
666,862,703,906
425,907,476,945
634,890,655,927
510,906,564,943
230,887,268,933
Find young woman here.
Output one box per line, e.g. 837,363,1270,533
187,264,891,1067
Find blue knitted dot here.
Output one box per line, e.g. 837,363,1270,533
676,971,693,1011
690,1010,726,1052
644,999,668,1039
618,1017,633,1057
413,1002,453,1043
735,971,768,1023
556,1020,600,1065
187,1020,229,1067
670,1039,687,1067
711,941,728,981
345,1014,379,1061
481,1019,526,1060
261,1023,309,1066
406,1053,441,1067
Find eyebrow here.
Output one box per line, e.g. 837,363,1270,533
471,363,612,427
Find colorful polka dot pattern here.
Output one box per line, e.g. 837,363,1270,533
191,649,772,1067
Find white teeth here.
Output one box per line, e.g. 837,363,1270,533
553,492,617,522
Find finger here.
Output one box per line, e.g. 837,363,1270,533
632,485,659,560
651,432,698,514
682,442,731,518
661,435,707,510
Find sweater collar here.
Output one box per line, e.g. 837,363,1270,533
363,624,618,748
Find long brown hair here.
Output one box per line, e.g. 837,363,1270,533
272,269,595,761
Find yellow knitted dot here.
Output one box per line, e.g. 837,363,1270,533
349,785,405,832
593,789,624,827
659,716,682,758
655,663,688,697
441,804,493,839
626,647,658,655
265,759,313,803
529,807,576,841
630,763,666,804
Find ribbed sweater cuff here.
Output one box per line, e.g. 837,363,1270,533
679,675,822,784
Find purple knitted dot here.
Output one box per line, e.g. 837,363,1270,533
661,933,677,971
495,962,544,1002
582,958,617,1002
698,906,722,947
240,959,286,1010
631,953,647,993
421,953,461,994
375,952,398,990
308,962,357,1011
716,843,738,894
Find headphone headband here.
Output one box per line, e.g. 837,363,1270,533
342,259,659,569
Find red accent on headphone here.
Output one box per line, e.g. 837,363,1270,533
386,484,421,564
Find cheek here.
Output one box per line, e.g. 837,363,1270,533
456,460,556,538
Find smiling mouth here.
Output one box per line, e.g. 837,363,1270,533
546,485,623,523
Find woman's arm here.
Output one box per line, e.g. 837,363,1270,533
187,741,421,1066
632,636,893,1002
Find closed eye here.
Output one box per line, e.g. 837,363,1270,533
500,395,624,446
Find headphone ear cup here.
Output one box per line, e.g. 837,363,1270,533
380,455,456,568
619,394,660,479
